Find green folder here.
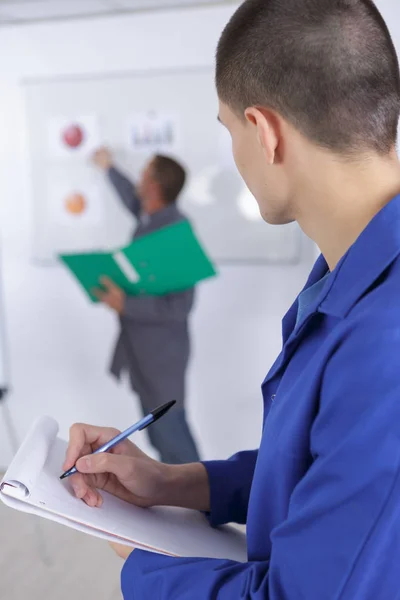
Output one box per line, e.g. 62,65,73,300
60,220,217,302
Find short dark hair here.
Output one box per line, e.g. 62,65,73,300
151,155,187,204
216,0,400,155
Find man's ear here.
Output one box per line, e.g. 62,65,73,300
244,107,280,165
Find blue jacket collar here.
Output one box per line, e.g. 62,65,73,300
319,193,400,318
265,194,400,386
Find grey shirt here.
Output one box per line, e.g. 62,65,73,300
108,166,195,408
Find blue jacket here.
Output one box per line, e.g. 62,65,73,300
121,195,400,599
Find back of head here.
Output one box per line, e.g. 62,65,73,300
216,0,400,155
152,155,187,205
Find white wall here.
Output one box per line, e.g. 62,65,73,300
6,0,398,467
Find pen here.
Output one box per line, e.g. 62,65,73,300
60,400,176,480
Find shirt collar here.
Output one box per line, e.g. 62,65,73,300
142,204,178,225
316,193,400,318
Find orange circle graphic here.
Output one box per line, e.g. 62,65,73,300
65,193,86,215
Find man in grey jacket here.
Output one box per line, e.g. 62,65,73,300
92,148,200,464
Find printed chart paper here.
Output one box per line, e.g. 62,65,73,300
127,112,181,154
47,177,104,227
47,115,100,159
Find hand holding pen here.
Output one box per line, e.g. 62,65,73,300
62,401,176,509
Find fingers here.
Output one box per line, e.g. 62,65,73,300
63,423,120,471
69,473,103,508
93,277,119,305
92,147,112,169
63,424,87,471
93,278,123,312
92,287,106,302
109,542,134,560
99,276,117,291
76,452,135,481
83,489,103,508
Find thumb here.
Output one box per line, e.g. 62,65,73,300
76,452,134,480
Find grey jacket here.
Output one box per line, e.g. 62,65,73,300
108,167,195,407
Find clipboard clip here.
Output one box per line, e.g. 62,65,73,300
0,480,29,498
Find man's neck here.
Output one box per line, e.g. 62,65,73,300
144,199,170,216
295,151,400,271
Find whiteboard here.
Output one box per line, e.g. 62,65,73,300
24,67,302,264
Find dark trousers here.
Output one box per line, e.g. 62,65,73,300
139,396,200,464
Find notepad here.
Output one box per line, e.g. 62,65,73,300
60,220,217,302
0,417,247,561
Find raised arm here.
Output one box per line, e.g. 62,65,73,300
92,147,141,218
107,166,141,219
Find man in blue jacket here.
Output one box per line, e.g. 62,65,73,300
64,0,400,597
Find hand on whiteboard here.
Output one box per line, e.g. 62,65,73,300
94,276,125,314
92,146,113,171
64,422,170,509
109,542,135,560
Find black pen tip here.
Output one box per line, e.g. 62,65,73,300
60,473,67,480
151,400,176,421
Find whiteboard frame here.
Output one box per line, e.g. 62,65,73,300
5,2,238,29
